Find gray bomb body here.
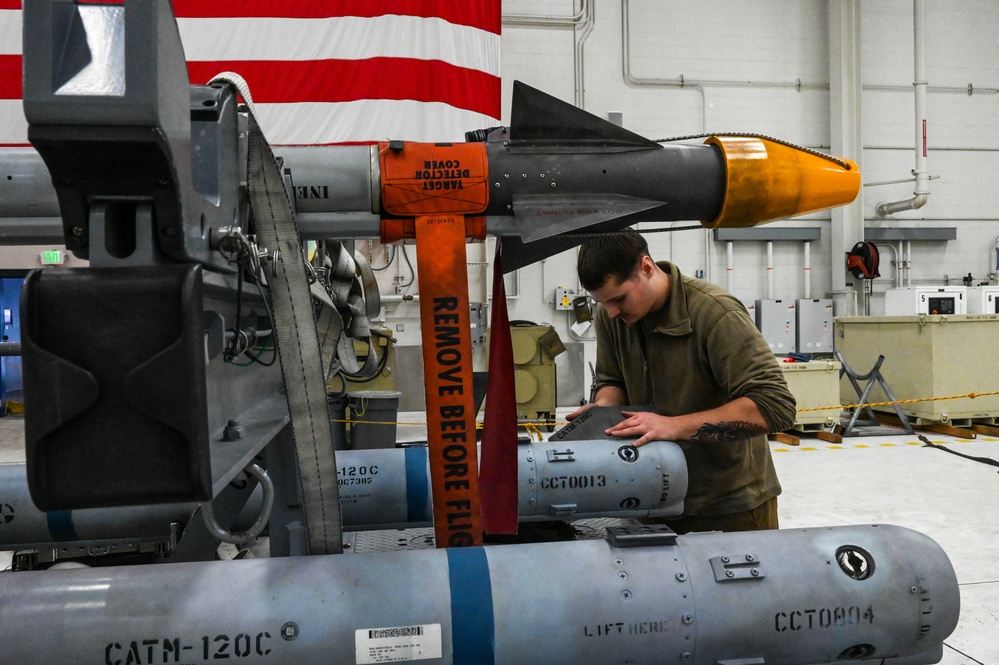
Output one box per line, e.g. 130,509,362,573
0,524,959,665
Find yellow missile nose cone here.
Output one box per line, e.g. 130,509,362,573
702,136,860,229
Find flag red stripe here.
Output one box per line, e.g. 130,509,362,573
0,55,20,99
1,2,500,33
187,58,499,117
172,0,500,34
2,55,498,117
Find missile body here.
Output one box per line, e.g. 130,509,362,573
335,439,687,529
0,82,860,272
0,440,687,548
0,524,958,665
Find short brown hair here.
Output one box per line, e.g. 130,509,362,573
577,229,650,291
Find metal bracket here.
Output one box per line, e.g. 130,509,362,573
606,525,678,548
546,448,575,462
549,504,577,517
710,553,765,582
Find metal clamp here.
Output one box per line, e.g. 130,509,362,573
201,462,274,546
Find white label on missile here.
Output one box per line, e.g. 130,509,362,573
355,623,443,663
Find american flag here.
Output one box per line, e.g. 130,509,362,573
0,0,501,146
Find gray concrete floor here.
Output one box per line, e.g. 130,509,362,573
1,411,996,663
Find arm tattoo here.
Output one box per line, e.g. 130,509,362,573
691,421,767,443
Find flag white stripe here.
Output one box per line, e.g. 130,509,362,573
176,16,500,76
0,10,20,55
0,100,27,144
255,100,497,145
0,99,496,146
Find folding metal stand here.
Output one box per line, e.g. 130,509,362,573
835,350,915,437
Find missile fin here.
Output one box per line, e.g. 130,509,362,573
499,218,637,274
514,194,665,243
510,81,661,151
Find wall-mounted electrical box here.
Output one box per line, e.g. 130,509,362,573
883,287,967,316
756,299,796,354
555,287,576,310
470,302,486,348
967,286,999,314
795,299,833,354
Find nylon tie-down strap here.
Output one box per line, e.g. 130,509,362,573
217,72,344,555
479,243,519,534
919,435,999,472
415,214,483,547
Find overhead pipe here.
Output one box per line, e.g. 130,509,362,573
726,241,734,293
504,0,593,109
905,240,913,287
766,241,774,300
876,0,930,216
621,0,828,134
803,241,811,299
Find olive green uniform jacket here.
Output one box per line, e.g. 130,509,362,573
593,262,796,517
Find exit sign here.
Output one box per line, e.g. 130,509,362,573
40,250,65,265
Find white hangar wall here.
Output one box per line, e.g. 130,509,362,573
355,1,999,408
492,0,999,306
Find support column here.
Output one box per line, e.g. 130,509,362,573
828,0,865,316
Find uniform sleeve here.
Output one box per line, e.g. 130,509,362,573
705,308,797,433
592,306,628,400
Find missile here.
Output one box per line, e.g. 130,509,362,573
0,82,859,271
0,524,958,665
0,461,193,551
0,440,687,549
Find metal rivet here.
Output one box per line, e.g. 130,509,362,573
675,572,687,582
550,181,557,188
528,478,535,484
681,653,692,661
682,614,694,625
911,586,918,593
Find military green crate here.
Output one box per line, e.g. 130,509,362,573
781,360,842,427
834,314,999,424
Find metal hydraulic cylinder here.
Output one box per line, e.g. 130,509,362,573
0,524,959,665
